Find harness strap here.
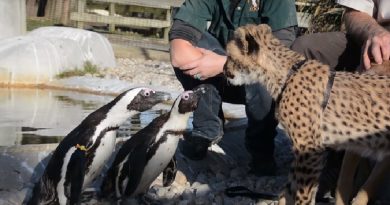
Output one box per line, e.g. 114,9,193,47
276,59,335,111
321,71,336,111
276,59,307,104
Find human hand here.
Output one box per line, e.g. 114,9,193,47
361,29,390,70
180,48,227,80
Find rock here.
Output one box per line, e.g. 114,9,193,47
170,183,186,195
215,172,226,181
229,167,243,178
178,199,192,205
214,194,224,205
182,188,194,201
194,197,208,205
255,199,277,205
210,181,226,192
193,183,212,198
155,186,167,198
121,198,139,205
222,197,238,205
196,173,208,184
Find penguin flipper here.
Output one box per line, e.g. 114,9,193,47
124,146,148,196
65,149,86,205
162,155,177,187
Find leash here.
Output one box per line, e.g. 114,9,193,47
225,186,279,200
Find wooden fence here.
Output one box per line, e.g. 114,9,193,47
28,0,316,50
70,0,183,43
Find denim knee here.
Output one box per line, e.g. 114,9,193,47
192,84,224,142
245,84,273,121
244,84,278,158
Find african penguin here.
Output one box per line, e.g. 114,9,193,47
26,87,170,205
100,87,205,199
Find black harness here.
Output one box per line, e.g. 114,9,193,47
276,59,336,111
276,59,307,105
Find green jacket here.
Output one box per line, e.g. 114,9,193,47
174,0,297,47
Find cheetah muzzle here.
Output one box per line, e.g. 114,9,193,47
224,24,390,205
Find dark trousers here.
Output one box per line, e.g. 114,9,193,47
173,27,296,161
291,32,361,71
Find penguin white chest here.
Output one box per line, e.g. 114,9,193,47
136,135,179,193
84,130,117,187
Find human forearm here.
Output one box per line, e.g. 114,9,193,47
344,8,388,45
170,39,203,68
344,8,390,68
181,48,227,79
170,39,227,80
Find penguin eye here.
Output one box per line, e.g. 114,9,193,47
143,89,154,97
181,92,190,100
142,88,155,97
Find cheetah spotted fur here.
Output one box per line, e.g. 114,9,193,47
224,24,390,205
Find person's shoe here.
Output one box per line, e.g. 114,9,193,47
248,158,277,177
181,136,211,161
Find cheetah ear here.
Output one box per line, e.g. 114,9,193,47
257,24,272,34
234,27,249,55
245,34,259,55
234,25,260,56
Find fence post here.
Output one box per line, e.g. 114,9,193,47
76,0,85,29
163,8,171,42
109,2,116,32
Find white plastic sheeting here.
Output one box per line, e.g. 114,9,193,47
0,0,26,40
29,27,116,68
0,36,84,84
0,27,116,84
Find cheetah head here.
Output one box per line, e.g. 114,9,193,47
224,24,289,86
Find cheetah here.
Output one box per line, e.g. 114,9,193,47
223,24,390,205
336,62,390,205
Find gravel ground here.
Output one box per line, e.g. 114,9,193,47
100,58,183,93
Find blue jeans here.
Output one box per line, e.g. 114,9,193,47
173,27,296,160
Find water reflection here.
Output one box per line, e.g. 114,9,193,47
0,88,171,146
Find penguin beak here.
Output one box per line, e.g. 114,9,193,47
153,91,172,102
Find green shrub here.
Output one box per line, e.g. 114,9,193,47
56,61,101,78
297,0,344,33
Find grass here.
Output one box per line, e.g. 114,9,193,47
27,17,56,31
56,61,102,79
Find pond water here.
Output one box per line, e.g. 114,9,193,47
0,87,173,146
